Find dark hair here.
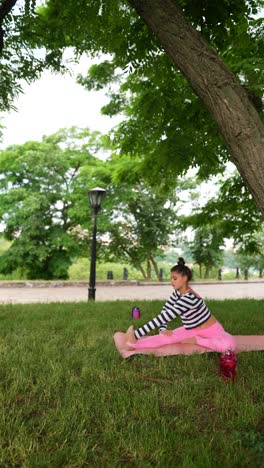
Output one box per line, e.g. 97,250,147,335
171,257,192,281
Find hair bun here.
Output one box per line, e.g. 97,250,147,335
177,257,185,266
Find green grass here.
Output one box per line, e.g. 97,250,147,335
0,300,263,466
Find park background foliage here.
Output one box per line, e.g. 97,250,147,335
0,124,263,280
0,0,263,279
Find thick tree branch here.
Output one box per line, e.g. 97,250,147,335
128,0,264,215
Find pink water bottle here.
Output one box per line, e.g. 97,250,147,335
132,306,141,319
220,350,237,383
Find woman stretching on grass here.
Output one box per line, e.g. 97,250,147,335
126,258,236,353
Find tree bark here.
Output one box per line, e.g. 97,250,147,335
123,248,147,279
146,255,152,280
204,265,210,279
128,0,264,216
150,254,160,281
137,263,147,279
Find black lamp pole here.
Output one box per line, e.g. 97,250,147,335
88,187,106,301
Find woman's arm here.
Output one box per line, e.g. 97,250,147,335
134,290,181,339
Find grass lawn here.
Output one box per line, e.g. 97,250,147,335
0,300,263,467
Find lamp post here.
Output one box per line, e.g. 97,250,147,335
88,187,106,300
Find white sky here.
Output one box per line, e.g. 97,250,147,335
0,55,120,148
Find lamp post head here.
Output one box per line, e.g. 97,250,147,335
88,187,106,213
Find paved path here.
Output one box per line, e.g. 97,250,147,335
0,282,263,303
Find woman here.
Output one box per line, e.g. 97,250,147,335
126,258,236,353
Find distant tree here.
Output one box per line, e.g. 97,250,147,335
234,252,254,278
235,229,264,277
183,172,264,253
0,128,106,279
255,254,264,278
157,245,192,266
223,249,237,270
253,230,264,277
97,154,179,280
190,226,224,278
0,128,182,279
105,186,178,280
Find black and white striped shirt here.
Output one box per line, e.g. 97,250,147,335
134,290,211,339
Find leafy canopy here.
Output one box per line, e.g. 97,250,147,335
0,128,105,278
182,173,264,253
1,0,263,259
0,127,183,279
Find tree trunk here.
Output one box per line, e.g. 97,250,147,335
199,264,202,278
128,0,264,216
124,249,147,279
150,254,160,281
136,263,147,279
204,265,210,279
146,255,152,280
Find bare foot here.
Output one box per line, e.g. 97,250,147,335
126,325,136,344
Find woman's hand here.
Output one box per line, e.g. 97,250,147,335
161,330,173,336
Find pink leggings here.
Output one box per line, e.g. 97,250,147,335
130,321,236,353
